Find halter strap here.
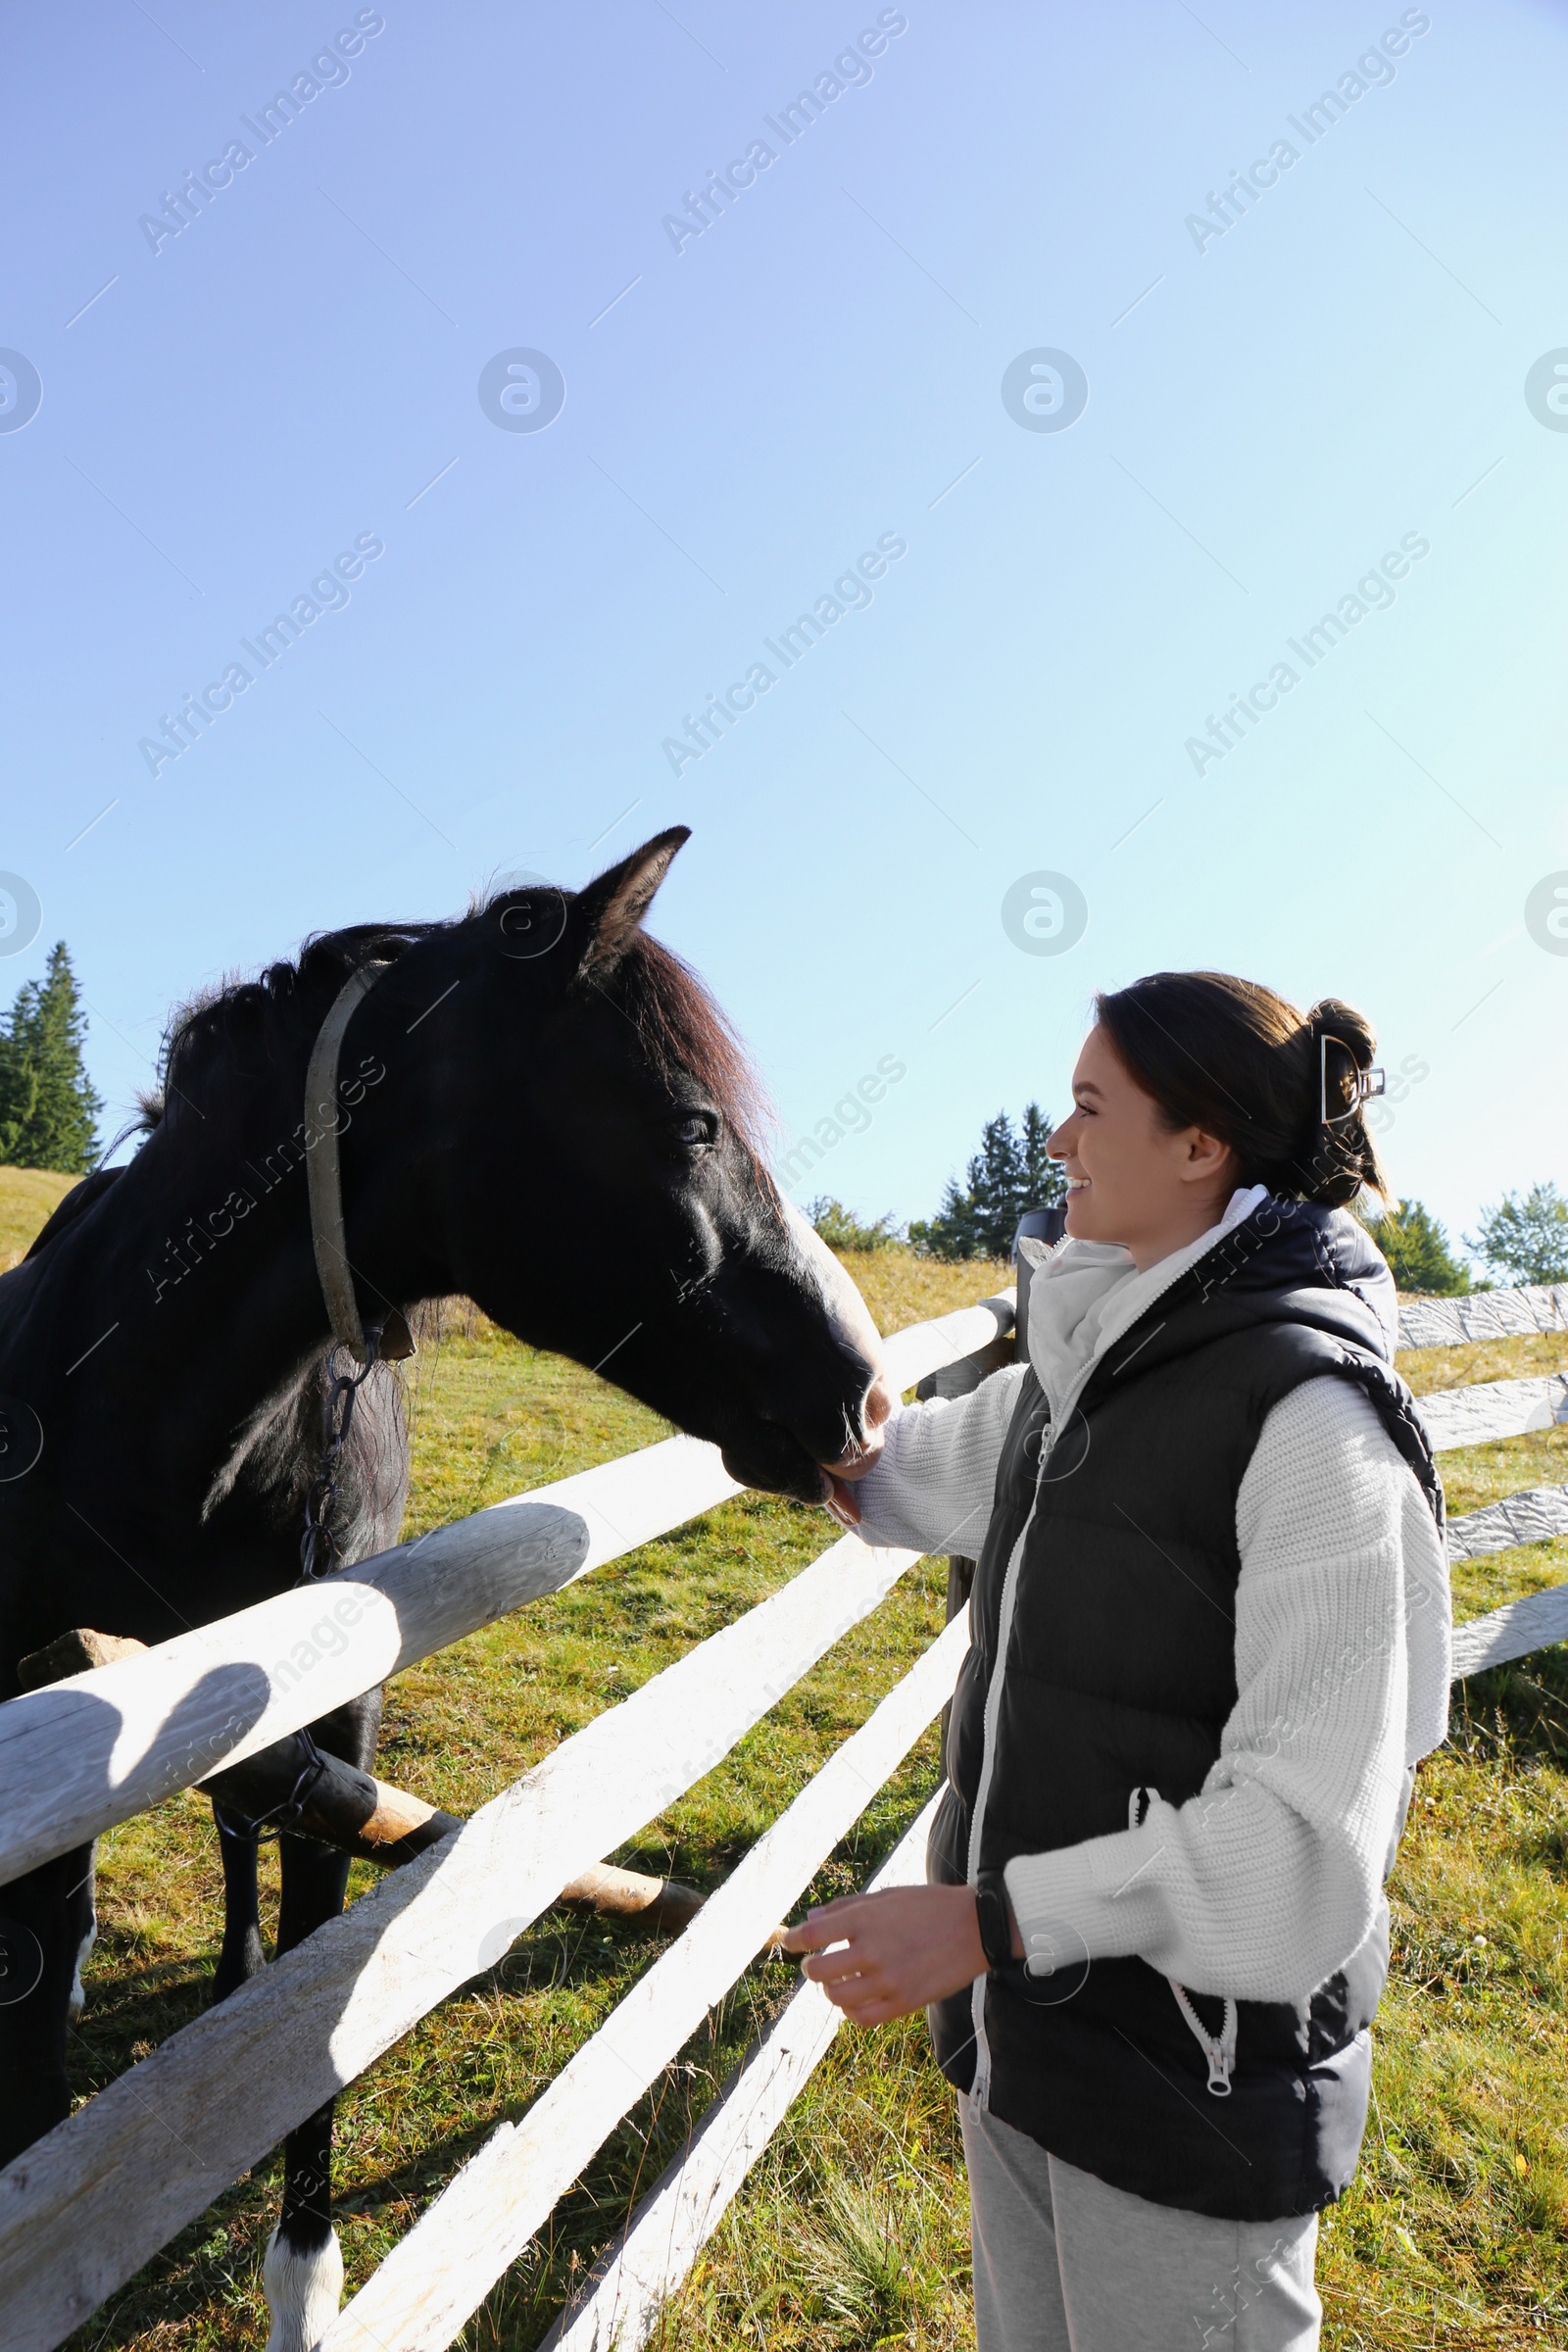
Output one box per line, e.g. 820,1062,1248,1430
304,961,412,1365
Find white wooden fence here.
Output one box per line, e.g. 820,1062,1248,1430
0,1279,1564,2352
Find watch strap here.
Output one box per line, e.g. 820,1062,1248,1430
974,1871,1013,1972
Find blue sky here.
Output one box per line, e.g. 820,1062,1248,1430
3,0,1565,1257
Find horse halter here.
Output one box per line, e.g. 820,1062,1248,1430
304,960,416,1368
297,960,415,1587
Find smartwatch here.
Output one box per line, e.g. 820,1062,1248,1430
974,1871,1014,1972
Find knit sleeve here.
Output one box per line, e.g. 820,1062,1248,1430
846,1360,1029,1560
1004,1374,1452,2005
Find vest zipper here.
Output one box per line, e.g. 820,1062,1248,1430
1129,1786,1239,2098
963,1397,1068,2107
1167,1979,1239,2097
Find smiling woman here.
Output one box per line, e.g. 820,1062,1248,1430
796,969,1449,2352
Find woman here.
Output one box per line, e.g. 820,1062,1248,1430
785,972,1450,2352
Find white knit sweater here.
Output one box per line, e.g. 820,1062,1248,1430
851,1191,1451,2007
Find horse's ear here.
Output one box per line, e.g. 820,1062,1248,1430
573,826,691,978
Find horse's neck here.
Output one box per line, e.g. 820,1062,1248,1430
20,1076,416,1521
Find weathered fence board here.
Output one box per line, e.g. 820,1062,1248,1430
0,1475,625,1891
881,1292,1013,1395
1450,1587,1568,1680
0,1532,926,2352
1447,1485,1568,1563
1398,1284,1568,1350
1421,1373,1568,1454
319,1614,971,2351
541,1790,944,2352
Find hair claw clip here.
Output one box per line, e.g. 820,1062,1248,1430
1319,1032,1385,1126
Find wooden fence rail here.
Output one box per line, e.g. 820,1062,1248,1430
2,1278,1565,2352
1396,1281,1568,1348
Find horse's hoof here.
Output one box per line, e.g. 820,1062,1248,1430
263,2222,344,2352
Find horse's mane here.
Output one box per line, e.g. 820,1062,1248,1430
146,899,774,1169
150,922,437,1130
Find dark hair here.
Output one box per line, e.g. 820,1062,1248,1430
1093,971,1387,1208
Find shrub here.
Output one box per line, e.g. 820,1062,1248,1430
807,1198,903,1252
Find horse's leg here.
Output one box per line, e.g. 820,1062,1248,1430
0,1844,94,2168
211,1806,266,2003
262,1688,382,2352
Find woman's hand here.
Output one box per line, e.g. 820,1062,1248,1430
819,1469,865,1526
781,1884,1014,2026
815,1372,895,1523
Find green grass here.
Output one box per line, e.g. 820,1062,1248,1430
42,1250,1568,2351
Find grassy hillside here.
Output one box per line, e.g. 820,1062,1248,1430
0,1162,77,1270
1,1189,1555,2349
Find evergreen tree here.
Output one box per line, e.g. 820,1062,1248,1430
0,944,103,1174
910,1104,1064,1261
1466,1182,1568,1288
1019,1102,1057,1210
1360,1198,1471,1295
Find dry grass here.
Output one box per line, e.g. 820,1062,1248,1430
0,1162,76,1269
1401,1331,1568,1396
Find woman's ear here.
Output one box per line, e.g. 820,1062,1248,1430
1180,1126,1236,1187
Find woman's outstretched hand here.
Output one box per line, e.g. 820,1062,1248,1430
781,1884,1008,2026
820,1469,865,1526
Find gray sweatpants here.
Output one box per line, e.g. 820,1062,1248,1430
961,2097,1322,2350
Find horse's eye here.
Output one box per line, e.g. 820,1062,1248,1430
673,1113,712,1149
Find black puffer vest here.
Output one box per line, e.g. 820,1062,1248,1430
927,1197,1444,2222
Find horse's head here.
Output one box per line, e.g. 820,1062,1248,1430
377,831,890,1503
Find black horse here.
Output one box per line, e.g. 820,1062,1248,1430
0,829,888,2349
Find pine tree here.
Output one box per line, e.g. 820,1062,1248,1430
910,1104,1064,1260
1361,1199,1471,1295
1019,1102,1059,1211
0,944,103,1174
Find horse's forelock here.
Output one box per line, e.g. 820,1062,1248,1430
612,933,776,1182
